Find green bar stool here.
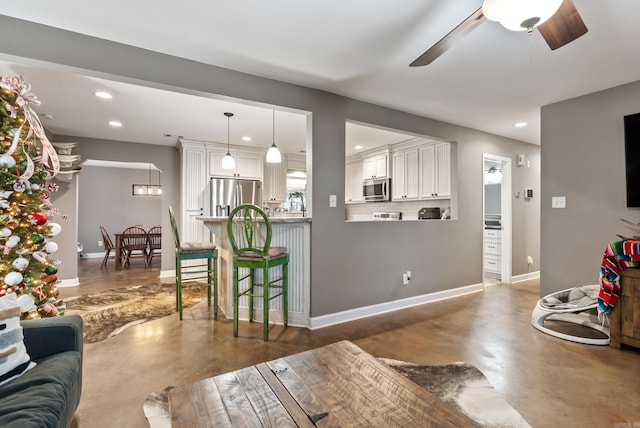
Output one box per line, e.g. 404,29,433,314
226,204,288,341
168,206,218,320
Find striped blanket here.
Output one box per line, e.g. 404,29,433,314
599,240,640,314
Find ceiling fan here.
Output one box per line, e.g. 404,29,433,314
410,0,588,67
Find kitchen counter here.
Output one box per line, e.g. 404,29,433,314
197,216,310,328
198,215,311,224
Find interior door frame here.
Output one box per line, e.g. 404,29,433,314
482,153,512,284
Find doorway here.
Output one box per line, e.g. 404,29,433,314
482,154,512,285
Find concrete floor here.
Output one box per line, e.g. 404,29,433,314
60,258,640,427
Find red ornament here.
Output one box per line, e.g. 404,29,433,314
43,274,58,284
32,212,48,225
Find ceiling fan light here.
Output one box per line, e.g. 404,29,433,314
266,143,282,163
482,0,563,31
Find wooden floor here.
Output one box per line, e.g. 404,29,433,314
65,258,640,428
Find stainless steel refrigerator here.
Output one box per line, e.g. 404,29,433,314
210,177,262,217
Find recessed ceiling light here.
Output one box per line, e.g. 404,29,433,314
41,113,54,120
514,122,528,128
355,145,363,150
94,91,113,99
108,121,122,127
242,136,252,141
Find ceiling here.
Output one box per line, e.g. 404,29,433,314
1,1,639,154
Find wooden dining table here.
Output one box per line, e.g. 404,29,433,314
114,232,161,270
168,340,480,427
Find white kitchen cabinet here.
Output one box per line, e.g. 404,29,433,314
419,142,450,199
345,160,363,203
178,141,208,242
483,229,502,278
263,161,287,203
362,152,388,179
235,153,263,179
208,149,263,180
392,148,419,201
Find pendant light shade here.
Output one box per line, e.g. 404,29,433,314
222,112,235,170
266,110,282,164
482,0,563,31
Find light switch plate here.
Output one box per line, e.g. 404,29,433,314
552,196,566,208
329,194,337,207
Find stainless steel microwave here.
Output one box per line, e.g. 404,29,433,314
363,177,391,202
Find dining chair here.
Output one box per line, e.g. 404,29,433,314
146,225,162,266
226,204,288,341
99,226,116,269
122,226,149,267
168,206,218,320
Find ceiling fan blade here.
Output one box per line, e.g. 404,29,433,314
410,7,486,67
537,0,588,50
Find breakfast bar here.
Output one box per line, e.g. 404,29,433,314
197,216,311,328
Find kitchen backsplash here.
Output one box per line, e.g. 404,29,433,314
345,199,450,221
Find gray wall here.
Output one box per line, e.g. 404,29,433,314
541,80,640,296
76,165,161,253
0,15,540,317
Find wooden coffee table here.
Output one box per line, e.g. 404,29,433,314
168,340,480,427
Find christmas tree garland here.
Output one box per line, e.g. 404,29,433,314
0,75,65,319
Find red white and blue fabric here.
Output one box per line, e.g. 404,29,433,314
599,240,640,314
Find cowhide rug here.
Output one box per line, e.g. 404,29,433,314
143,359,530,428
64,282,208,343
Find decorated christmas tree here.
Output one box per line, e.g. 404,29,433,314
0,75,64,319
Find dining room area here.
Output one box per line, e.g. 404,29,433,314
75,158,168,274
99,224,162,270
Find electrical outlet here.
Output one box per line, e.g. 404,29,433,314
98,240,103,247
527,256,533,265
402,271,411,285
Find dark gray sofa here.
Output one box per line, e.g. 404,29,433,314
0,314,83,428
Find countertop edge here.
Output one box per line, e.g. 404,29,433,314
197,216,311,224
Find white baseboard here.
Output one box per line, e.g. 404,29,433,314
512,271,540,283
83,252,104,259
160,269,175,279
58,278,80,287
309,283,484,330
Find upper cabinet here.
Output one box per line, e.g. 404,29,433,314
362,150,389,180
390,139,450,201
419,142,450,199
391,147,419,201
345,159,363,203
208,149,263,180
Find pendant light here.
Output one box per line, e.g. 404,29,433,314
266,110,282,164
132,164,163,196
221,112,236,170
